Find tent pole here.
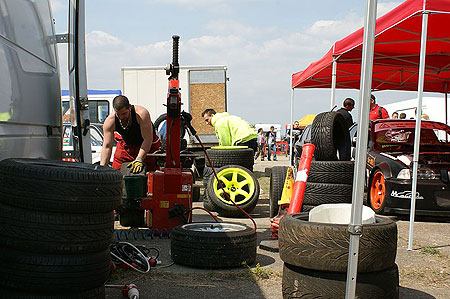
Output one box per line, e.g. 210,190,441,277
408,11,428,251
445,82,448,126
345,0,377,298
330,56,337,109
289,88,294,167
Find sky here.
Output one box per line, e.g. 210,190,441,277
50,0,440,127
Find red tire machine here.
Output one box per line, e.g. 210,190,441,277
140,35,195,232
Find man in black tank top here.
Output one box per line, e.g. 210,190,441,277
100,95,160,173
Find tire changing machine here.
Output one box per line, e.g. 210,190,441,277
119,36,197,233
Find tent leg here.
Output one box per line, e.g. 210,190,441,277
408,11,429,252
345,0,377,298
289,88,294,167
330,57,337,110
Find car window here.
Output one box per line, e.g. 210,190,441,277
90,126,103,146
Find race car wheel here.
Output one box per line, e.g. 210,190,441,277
369,170,386,214
206,165,260,217
269,166,289,218
171,222,257,268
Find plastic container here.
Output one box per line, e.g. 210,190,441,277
308,203,375,224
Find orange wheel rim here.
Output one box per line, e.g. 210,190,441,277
370,172,385,210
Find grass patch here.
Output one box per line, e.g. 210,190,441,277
420,246,441,257
243,262,277,280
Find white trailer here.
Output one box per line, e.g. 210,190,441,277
122,65,228,147
384,97,450,124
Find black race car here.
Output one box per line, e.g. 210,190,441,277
364,119,450,216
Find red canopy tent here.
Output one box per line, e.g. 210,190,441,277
292,0,450,93
289,0,450,257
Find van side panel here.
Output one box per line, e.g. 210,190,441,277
0,0,61,160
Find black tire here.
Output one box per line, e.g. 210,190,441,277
269,166,289,218
119,209,145,227
0,248,110,292
192,185,201,202
206,148,254,171
202,191,219,212
300,204,316,213
154,113,186,141
309,161,354,184
0,203,114,254
171,222,256,268
278,213,398,272
0,286,106,299
202,165,213,187
303,182,353,205
206,165,260,217
0,159,122,213
311,111,351,161
282,263,399,299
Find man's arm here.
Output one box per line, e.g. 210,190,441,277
135,106,153,160
100,116,115,166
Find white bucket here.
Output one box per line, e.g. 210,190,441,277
308,203,375,225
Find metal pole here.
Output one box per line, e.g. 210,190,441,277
345,0,377,298
408,11,429,251
445,82,448,125
289,88,294,167
330,56,337,109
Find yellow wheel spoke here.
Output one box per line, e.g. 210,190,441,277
229,192,236,202
237,189,250,197
237,179,249,188
219,177,231,187
231,171,238,184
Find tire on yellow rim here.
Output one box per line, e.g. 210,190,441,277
369,170,386,214
206,165,260,217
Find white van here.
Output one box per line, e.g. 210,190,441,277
0,0,62,160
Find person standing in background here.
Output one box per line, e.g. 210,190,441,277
391,112,399,119
337,98,355,129
254,128,266,161
266,126,277,161
369,94,389,120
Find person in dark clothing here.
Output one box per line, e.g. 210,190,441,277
337,97,355,129
100,95,161,173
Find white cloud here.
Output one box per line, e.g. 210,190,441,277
57,3,412,125
377,2,402,17
206,20,278,37
307,11,363,42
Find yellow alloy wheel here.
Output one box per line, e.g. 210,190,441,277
212,167,255,205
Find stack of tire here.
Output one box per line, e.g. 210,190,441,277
304,111,354,211
0,159,122,298
202,147,259,217
279,213,399,298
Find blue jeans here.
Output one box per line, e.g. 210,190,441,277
267,143,277,160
